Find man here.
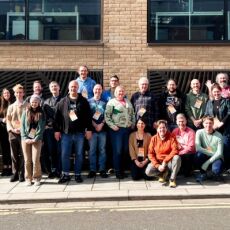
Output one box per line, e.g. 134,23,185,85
158,79,185,131
43,81,62,178
54,80,92,184
102,75,120,102
195,116,224,182
172,113,196,177
206,73,230,99
145,120,181,188
6,84,27,182
88,84,108,178
185,79,208,130
25,80,45,106
76,65,96,99
131,77,156,134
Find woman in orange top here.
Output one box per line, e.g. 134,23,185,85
145,120,181,187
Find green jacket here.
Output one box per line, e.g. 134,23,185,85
105,98,135,129
185,90,208,126
21,110,45,141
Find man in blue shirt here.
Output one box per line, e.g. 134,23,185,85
76,65,96,99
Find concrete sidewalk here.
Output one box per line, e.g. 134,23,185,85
1,173,230,204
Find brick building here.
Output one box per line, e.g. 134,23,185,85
0,0,229,96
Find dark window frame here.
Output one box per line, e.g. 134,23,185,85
0,0,103,44
147,0,230,45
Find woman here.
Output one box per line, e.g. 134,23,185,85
105,85,135,179
205,83,230,169
21,95,45,186
0,88,12,176
145,120,181,187
129,118,151,180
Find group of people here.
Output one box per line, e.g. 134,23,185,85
0,66,229,188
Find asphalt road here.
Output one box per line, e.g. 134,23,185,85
1,200,230,230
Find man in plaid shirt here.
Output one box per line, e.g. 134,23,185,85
131,77,157,135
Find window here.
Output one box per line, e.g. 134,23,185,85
0,0,101,41
148,0,230,43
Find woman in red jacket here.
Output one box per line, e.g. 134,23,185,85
145,120,181,187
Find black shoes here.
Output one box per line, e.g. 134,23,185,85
87,171,96,178
58,174,71,184
100,170,108,178
48,171,60,179
19,174,25,182
10,173,19,182
75,175,83,183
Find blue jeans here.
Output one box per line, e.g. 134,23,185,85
109,127,130,173
88,131,106,172
61,132,84,175
194,151,223,175
223,134,230,169
43,128,61,173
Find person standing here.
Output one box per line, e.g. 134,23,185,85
7,84,27,182
131,77,156,135
21,95,45,186
76,65,96,99
88,84,108,178
206,73,230,99
43,81,62,178
204,83,230,169
185,79,208,130
105,85,135,179
54,80,92,184
102,75,120,103
0,88,12,176
158,79,185,131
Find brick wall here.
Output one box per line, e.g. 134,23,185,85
1,0,230,96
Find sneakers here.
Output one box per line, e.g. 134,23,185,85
100,170,108,178
158,170,168,183
25,180,32,186
169,179,177,188
10,173,19,182
75,175,83,183
58,174,71,184
196,172,207,183
34,180,41,186
87,171,96,178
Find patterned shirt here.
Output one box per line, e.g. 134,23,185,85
131,91,156,132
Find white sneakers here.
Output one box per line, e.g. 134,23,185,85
25,179,41,186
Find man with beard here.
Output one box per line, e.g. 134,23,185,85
158,79,185,131
206,73,230,99
185,79,208,130
131,77,156,135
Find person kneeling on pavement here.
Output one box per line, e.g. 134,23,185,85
195,116,224,182
145,120,181,188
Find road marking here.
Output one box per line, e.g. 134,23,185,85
0,211,19,216
110,205,230,212
34,209,100,214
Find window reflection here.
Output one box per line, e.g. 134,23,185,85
148,0,227,42
0,0,101,41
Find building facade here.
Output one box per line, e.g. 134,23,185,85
0,0,230,96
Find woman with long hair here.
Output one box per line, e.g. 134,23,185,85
129,118,152,180
0,88,12,176
21,95,45,186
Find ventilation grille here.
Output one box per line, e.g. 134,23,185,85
0,70,103,98
148,70,229,98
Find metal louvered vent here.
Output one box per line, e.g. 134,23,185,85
0,70,103,98
148,70,230,98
